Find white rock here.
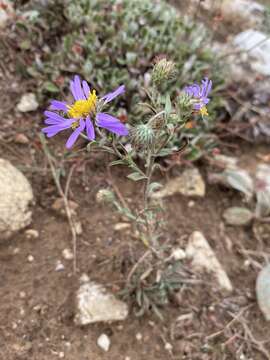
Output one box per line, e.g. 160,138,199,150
27,255,34,263
55,261,65,272
79,273,90,283
16,93,39,112
25,229,39,239
62,248,74,260
171,248,186,261
255,164,270,217
151,168,205,199
0,159,34,240
165,342,173,351
136,333,142,341
97,334,110,352
0,0,13,28
113,222,131,231
74,221,82,235
186,231,233,292
74,282,128,325
233,30,270,76
256,264,270,321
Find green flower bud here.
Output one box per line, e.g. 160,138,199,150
152,58,176,85
131,124,155,148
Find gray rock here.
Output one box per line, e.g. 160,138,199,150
0,159,34,240
151,168,205,199
16,93,39,112
209,168,254,200
74,282,128,325
256,264,270,321
223,207,253,226
233,30,270,76
186,231,233,292
255,164,270,218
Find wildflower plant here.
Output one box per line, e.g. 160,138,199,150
42,58,212,249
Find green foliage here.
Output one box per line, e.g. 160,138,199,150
12,0,224,158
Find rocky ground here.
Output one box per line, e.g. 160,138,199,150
1,0,270,359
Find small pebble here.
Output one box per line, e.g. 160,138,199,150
13,247,20,254
188,200,195,207
59,352,65,358
20,308,25,316
55,261,65,272
15,133,29,144
19,291,26,299
79,273,90,283
62,248,74,260
136,333,142,341
16,93,38,112
171,248,186,261
74,221,82,235
25,229,39,239
165,342,173,351
113,222,131,231
27,255,34,263
97,334,110,352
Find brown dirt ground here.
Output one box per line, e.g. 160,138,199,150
1,6,270,358
1,70,270,360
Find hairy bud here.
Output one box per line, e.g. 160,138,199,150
152,57,176,85
131,124,155,148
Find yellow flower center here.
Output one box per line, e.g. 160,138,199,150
200,106,208,116
67,90,97,119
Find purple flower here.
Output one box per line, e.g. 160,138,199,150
42,75,128,149
184,77,212,116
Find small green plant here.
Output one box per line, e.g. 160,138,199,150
42,57,213,316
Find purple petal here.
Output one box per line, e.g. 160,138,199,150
50,100,67,111
205,79,212,97
184,84,200,98
193,103,203,110
42,124,70,138
66,119,85,149
70,79,79,101
44,111,66,123
82,80,90,98
74,75,86,100
97,113,128,136
85,116,95,140
102,85,125,104
44,118,76,126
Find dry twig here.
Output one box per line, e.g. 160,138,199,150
40,134,78,273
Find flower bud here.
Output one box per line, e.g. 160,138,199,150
152,57,176,85
131,124,155,148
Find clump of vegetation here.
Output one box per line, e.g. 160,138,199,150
12,0,225,158
41,56,215,316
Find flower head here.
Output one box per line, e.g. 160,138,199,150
42,75,128,149
184,78,212,116
152,57,176,85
